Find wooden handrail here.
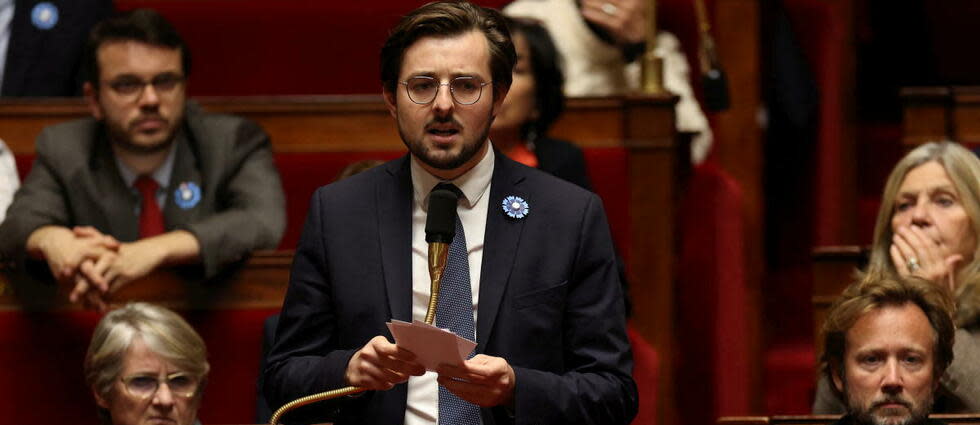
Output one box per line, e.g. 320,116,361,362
0,250,293,311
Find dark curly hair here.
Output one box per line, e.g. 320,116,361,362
504,16,565,142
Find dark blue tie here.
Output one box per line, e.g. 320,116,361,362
434,185,480,424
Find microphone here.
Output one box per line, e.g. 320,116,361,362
423,184,459,324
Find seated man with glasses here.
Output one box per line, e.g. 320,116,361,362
0,9,285,310
85,302,208,425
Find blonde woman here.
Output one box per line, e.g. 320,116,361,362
814,141,980,413
85,302,208,425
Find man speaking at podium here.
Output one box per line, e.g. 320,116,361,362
263,2,637,424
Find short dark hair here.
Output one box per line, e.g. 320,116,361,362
380,1,516,99
505,16,564,141
83,9,191,86
820,276,956,403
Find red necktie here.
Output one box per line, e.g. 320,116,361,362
134,176,165,238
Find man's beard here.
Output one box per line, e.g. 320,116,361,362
105,114,178,155
399,115,491,171
848,392,934,425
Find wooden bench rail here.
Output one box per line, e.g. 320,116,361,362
0,250,293,311
0,95,677,153
902,86,980,146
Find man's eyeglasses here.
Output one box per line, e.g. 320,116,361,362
104,73,185,99
400,76,491,105
120,372,200,399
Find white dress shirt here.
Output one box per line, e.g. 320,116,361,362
404,145,494,425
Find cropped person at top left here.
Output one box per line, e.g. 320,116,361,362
0,9,285,310
0,0,114,96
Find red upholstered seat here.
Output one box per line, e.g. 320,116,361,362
675,162,752,422
272,151,404,249
115,0,509,96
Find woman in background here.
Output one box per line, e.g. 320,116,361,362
814,141,980,413
490,17,591,191
85,302,209,425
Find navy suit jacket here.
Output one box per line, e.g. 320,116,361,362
264,153,637,424
1,0,113,97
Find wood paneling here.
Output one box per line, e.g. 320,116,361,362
810,246,867,355
901,86,980,146
1,96,653,153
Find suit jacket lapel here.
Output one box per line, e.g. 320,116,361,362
476,154,527,352
378,156,414,323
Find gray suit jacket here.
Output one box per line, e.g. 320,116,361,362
0,102,286,278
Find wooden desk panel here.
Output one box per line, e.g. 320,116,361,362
0,250,292,311
901,86,980,146
0,96,660,153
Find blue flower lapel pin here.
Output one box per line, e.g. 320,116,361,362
174,182,202,210
502,195,529,219
31,3,59,30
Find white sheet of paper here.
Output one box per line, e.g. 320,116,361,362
386,319,477,371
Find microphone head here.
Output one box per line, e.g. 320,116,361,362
425,186,458,244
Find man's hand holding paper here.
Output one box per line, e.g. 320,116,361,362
344,335,426,390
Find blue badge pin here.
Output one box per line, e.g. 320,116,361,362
502,195,529,219
174,182,201,210
31,2,59,30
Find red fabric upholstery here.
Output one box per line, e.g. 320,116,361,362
675,163,751,423
112,0,705,97
784,0,848,247
582,147,631,261
115,0,509,96
272,151,404,249
14,154,30,181
764,342,817,414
